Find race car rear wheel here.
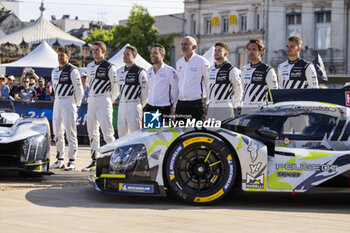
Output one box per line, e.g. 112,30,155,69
164,133,237,205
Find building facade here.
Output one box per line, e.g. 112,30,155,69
184,0,265,68
184,0,350,75
267,0,350,75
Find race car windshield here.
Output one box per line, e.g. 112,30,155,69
228,112,338,138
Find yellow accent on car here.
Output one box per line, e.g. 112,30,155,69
100,174,126,179
194,189,224,202
235,134,242,150
183,137,214,148
209,161,222,167
147,128,179,155
204,150,212,162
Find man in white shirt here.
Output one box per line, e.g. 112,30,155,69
176,36,210,122
278,36,319,89
145,44,178,121
207,41,243,121
117,45,148,137
241,38,278,114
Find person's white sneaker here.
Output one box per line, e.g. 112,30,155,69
81,160,96,172
64,160,75,171
51,159,64,169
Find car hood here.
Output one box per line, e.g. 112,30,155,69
0,123,46,143
100,129,164,153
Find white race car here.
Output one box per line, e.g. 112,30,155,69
0,108,52,176
90,88,350,204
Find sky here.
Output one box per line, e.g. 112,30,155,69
19,0,184,25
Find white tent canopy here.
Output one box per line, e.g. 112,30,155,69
0,41,58,76
0,16,85,46
108,43,152,70
202,46,215,66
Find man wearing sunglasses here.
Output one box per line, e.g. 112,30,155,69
14,76,37,102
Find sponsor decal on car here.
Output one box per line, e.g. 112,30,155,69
169,144,183,181
346,92,350,106
277,172,301,178
275,163,337,172
249,162,262,173
223,154,234,191
246,173,264,189
118,183,154,193
247,141,259,162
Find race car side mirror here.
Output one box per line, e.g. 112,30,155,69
256,128,278,139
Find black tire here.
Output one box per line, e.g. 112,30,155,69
164,133,237,205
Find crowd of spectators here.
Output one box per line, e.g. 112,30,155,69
0,68,64,102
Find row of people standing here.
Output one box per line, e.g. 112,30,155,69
50,34,319,171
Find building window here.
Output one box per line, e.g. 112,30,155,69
191,20,196,35
222,16,229,33
315,11,331,49
240,14,247,31
256,14,260,30
286,13,301,39
205,17,212,34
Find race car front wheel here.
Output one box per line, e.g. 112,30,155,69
164,133,237,205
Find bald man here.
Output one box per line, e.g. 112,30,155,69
175,36,210,122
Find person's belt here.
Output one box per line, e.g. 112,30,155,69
119,99,140,103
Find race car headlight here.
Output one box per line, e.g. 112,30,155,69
21,134,47,163
109,144,149,175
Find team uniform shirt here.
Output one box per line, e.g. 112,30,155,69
176,53,210,103
117,64,148,106
86,59,118,101
278,58,319,89
241,62,278,107
51,63,84,106
147,63,178,107
16,86,37,101
208,61,243,108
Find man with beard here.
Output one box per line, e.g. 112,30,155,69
144,44,178,123
51,47,83,170
241,38,278,114
207,41,242,121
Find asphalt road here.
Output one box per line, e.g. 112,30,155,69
1,145,350,233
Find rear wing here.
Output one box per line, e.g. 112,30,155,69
269,85,350,107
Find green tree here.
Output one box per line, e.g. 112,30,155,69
84,5,175,64
84,28,113,45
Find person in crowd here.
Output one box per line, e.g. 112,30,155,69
14,76,37,102
80,72,89,103
0,74,10,100
7,75,17,100
50,47,84,171
117,45,148,137
278,36,319,89
144,43,178,122
83,41,118,172
240,38,278,114
36,77,46,100
39,82,53,102
175,36,210,122
207,41,243,121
